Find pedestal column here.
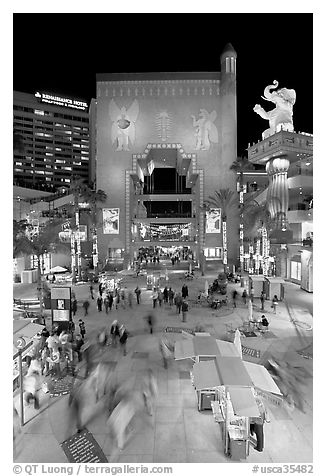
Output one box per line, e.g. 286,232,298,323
266,155,290,229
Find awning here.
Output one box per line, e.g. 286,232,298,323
175,335,247,360
215,339,242,358
217,357,253,387
192,360,221,390
249,275,265,282
244,361,282,395
228,386,261,417
174,339,196,360
194,336,219,356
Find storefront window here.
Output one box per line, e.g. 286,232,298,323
203,247,222,259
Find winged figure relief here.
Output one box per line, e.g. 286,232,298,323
191,109,218,150
109,99,139,151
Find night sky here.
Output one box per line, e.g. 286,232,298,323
13,13,313,156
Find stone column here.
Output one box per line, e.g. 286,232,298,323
266,155,290,230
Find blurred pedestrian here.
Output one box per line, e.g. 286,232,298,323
113,293,118,310
159,336,174,369
79,319,86,339
128,291,133,308
163,286,169,304
260,290,266,311
158,289,163,307
174,292,182,314
152,288,158,308
142,369,158,416
24,370,41,409
41,343,50,376
181,284,188,299
120,289,126,309
104,295,110,314
73,334,84,362
168,287,174,306
110,320,120,347
46,331,60,356
99,282,103,296
232,289,238,308
89,283,94,300
272,295,278,314
144,313,155,334
97,293,103,312
242,289,247,305
119,325,129,356
108,292,114,311
72,298,78,317
181,299,189,322
134,286,141,304
82,300,90,316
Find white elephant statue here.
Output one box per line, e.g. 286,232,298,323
253,80,296,139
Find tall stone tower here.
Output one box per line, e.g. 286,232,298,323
219,43,238,262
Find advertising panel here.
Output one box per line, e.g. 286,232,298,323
206,209,221,233
103,208,120,234
51,287,71,322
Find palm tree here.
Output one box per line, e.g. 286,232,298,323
82,187,107,275
69,177,89,282
204,188,238,270
13,219,69,315
230,156,254,272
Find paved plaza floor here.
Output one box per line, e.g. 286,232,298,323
13,266,313,463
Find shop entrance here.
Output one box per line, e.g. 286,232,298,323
135,245,193,264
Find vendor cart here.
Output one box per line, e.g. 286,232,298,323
249,275,266,298
264,277,285,300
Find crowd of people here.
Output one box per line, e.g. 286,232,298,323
15,270,307,461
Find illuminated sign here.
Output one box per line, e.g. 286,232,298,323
35,92,88,111
206,209,221,233
103,208,119,234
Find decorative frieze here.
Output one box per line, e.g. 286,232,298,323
97,80,220,98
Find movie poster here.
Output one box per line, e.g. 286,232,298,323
103,208,119,234
205,208,221,233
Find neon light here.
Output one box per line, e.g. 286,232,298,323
35,92,88,111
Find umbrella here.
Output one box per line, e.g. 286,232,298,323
233,328,243,359
50,266,68,273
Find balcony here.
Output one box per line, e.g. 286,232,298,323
248,130,313,165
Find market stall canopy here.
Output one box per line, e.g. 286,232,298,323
193,360,221,390
175,335,245,360
249,275,265,282
50,266,68,273
174,339,196,360
194,336,219,356
228,386,261,417
265,277,285,284
215,339,242,358
217,357,253,387
244,361,282,395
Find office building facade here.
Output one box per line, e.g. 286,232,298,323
13,91,91,192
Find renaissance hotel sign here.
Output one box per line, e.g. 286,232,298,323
34,92,88,111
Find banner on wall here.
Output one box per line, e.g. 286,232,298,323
103,208,119,234
205,209,221,233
